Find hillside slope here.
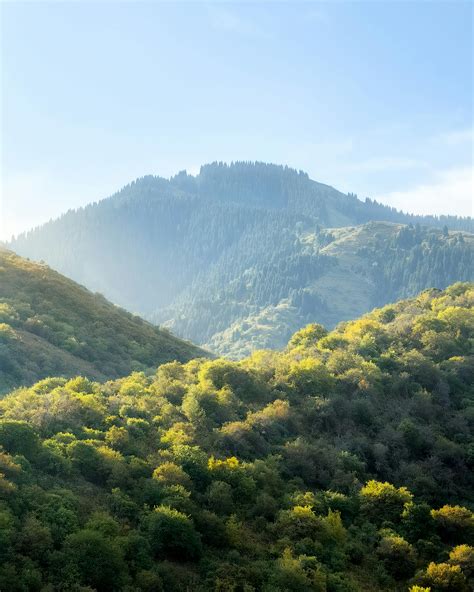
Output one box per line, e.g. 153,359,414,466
9,162,474,355
0,283,472,591
163,221,474,357
0,248,206,393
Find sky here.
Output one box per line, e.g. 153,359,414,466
1,0,473,239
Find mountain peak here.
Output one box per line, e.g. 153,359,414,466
8,162,473,357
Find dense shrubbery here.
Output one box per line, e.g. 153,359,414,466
0,283,472,590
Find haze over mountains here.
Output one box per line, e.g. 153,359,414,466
10,162,474,357
1,165,474,591
0,247,205,393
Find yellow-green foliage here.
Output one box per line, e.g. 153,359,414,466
0,283,472,590
417,562,467,591
360,481,413,523
431,505,474,543
449,545,474,577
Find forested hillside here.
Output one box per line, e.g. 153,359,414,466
9,162,474,356
0,283,473,591
0,248,205,394
163,221,473,357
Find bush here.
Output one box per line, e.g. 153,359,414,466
0,421,40,458
431,505,474,544
360,480,413,524
145,505,202,561
268,548,326,592
417,561,468,591
449,544,474,577
377,533,416,579
64,529,125,591
276,506,321,541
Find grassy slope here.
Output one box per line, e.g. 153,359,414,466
304,222,399,326
206,222,473,357
0,248,206,393
314,222,474,324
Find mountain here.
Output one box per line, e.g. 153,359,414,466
0,247,206,394
9,162,474,356
163,220,474,357
0,283,473,591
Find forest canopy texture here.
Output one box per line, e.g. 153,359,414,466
0,283,473,591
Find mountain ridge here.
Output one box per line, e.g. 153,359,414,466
9,162,474,356
12,162,473,239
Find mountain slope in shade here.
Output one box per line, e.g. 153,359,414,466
9,162,474,356
0,248,207,394
162,221,474,357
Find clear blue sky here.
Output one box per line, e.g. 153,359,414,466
1,0,472,239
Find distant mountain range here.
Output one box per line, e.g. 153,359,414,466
0,247,206,393
9,162,474,356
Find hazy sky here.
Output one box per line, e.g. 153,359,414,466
1,0,472,239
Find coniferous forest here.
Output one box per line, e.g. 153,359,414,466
9,163,474,357
3,1,473,590
0,281,473,591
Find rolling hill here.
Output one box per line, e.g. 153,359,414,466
0,283,473,591
9,162,474,356
0,247,206,394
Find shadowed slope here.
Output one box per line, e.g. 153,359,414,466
0,247,207,393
